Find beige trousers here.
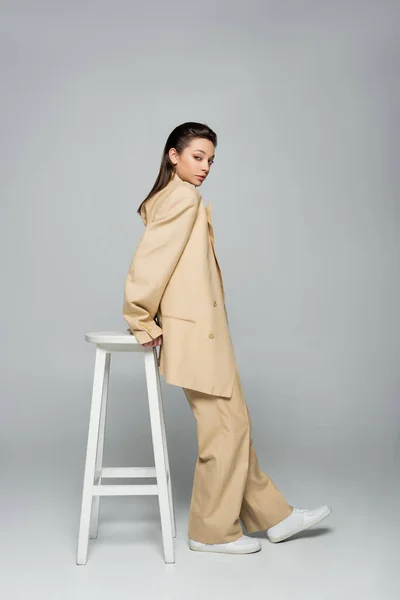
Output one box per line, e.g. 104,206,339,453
182,364,293,544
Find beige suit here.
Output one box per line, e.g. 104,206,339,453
123,172,236,397
123,172,292,543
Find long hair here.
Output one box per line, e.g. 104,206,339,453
137,121,217,216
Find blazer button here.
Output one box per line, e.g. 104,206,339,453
213,301,217,306
208,332,215,339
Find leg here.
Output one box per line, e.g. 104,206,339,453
154,348,176,538
77,347,107,565
183,367,250,544
236,368,293,532
183,364,293,544
239,408,293,531
241,426,332,541
90,351,111,539
144,349,175,564
235,371,332,542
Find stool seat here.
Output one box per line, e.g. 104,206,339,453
76,330,176,565
85,331,139,346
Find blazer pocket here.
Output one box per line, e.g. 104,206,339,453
161,314,196,324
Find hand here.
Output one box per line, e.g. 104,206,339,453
142,334,163,348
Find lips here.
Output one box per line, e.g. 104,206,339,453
197,175,205,180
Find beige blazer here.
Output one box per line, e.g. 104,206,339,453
123,172,237,397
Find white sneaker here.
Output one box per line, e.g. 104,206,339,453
266,505,332,543
189,534,262,554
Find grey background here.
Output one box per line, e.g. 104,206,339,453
1,1,399,598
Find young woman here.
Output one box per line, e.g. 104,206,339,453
123,122,331,555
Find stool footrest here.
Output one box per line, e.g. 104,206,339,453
101,467,157,478
93,484,158,496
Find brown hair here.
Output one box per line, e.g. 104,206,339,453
137,121,217,216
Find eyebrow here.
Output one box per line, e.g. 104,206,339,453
194,149,215,159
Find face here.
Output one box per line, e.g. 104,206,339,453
169,138,215,186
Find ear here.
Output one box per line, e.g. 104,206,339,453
168,147,178,165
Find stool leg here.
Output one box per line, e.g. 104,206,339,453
154,350,176,538
76,347,107,565
90,351,111,539
144,350,175,564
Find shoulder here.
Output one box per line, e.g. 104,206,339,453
168,180,202,202
155,181,201,216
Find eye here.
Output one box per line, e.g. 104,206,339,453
194,155,214,165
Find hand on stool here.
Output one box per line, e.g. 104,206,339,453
142,334,163,348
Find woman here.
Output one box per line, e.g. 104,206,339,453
123,122,331,555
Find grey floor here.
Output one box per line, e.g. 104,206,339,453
2,441,397,600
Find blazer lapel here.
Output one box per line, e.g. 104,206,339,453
205,202,213,240
205,202,225,301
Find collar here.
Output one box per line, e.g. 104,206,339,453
172,171,211,219
172,171,196,187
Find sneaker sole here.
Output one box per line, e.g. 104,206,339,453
267,506,332,543
189,540,262,554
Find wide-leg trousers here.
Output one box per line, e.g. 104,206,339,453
182,364,293,544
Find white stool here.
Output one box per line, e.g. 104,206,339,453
76,331,176,565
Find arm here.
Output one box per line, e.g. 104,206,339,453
123,185,200,344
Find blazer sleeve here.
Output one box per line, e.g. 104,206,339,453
123,185,200,344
